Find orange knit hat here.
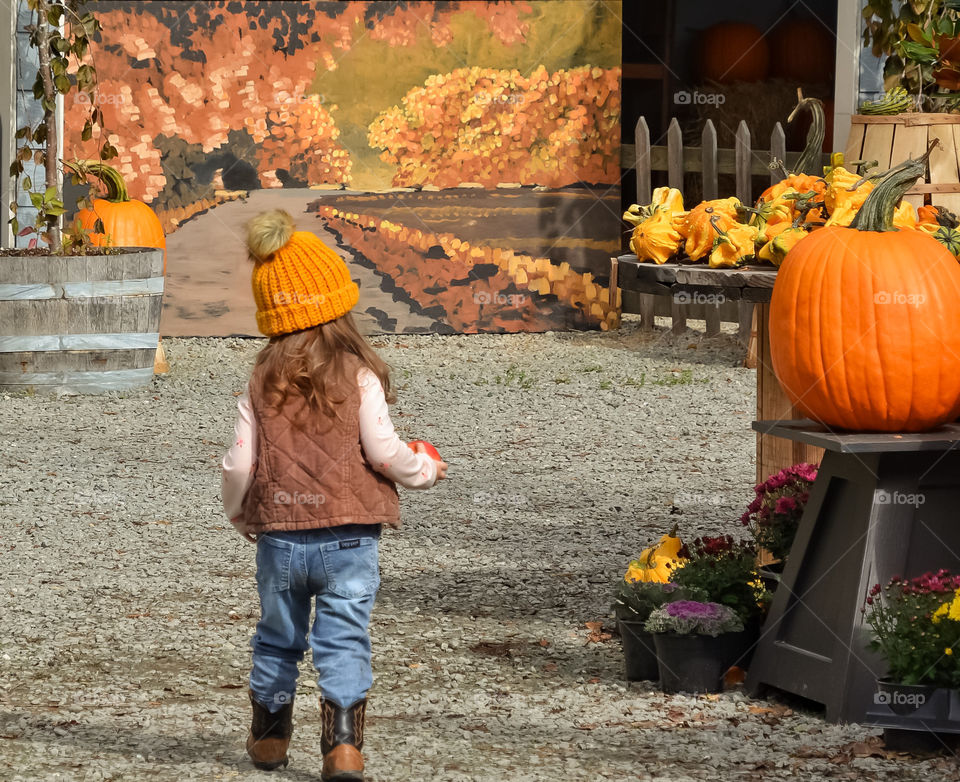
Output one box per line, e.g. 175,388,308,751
246,210,359,337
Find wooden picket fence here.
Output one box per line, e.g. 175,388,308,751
619,116,829,339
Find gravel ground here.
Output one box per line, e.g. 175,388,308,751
1,317,957,781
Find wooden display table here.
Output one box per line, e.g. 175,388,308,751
746,420,960,723
616,255,822,479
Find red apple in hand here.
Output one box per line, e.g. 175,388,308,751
408,440,442,461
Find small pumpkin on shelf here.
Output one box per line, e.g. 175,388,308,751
679,197,741,261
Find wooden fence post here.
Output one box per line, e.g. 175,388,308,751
634,115,656,330
635,116,651,206
735,120,752,204
667,117,683,192
770,122,786,184
701,119,718,201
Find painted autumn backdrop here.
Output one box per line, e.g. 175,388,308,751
64,1,622,335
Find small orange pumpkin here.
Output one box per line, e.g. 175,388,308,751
769,146,960,431
67,161,166,271
679,197,740,260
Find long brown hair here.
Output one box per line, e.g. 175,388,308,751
252,312,394,428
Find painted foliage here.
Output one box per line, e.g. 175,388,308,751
63,1,622,335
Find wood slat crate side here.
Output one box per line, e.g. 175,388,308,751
0,249,165,394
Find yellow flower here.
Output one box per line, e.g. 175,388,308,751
946,648,954,656
934,602,949,624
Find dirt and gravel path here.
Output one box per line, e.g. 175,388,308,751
0,320,956,781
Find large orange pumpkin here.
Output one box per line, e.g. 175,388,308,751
769,148,960,431
700,23,770,84
67,162,166,271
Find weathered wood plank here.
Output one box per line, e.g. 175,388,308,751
635,116,651,205
667,117,683,191
860,122,895,172
701,120,718,201
0,249,164,393
735,121,752,204
844,122,866,165
852,113,960,125
617,256,778,287
769,123,786,185
705,304,721,336
754,302,825,480
670,296,687,334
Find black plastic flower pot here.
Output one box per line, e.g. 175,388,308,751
865,681,960,749
652,632,730,694
618,619,659,681
720,617,761,671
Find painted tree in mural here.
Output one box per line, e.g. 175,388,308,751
64,1,539,208
367,65,620,188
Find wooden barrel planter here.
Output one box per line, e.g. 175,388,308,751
845,113,960,212
0,248,164,393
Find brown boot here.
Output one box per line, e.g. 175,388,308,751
320,697,366,781
246,690,294,771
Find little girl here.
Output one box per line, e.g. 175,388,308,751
221,210,447,780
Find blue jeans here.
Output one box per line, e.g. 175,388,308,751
249,525,380,712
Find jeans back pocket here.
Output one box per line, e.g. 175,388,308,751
320,536,380,599
256,534,295,593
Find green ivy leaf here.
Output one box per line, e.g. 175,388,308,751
22,176,32,191
901,41,938,63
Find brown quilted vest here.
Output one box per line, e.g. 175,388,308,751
240,361,400,533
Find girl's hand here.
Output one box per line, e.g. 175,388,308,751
413,442,448,482
231,516,258,544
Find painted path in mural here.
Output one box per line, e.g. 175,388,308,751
161,189,440,337
161,186,621,336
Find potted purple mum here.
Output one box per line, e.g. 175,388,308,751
644,601,744,693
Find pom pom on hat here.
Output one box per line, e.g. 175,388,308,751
247,209,295,261
247,209,359,336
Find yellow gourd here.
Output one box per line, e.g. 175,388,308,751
625,525,685,584
623,187,685,226
823,202,859,228
757,226,808,266
892,201,918,230
680,197,741,260
650,186,685,214
630,208,684,264
708,220,759,268
824,166,874,214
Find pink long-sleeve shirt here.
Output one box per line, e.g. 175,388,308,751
221,367,438,523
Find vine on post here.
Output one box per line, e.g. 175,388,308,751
9,0,116,251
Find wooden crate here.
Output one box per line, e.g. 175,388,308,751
755,302,824,481
845,113,960,211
